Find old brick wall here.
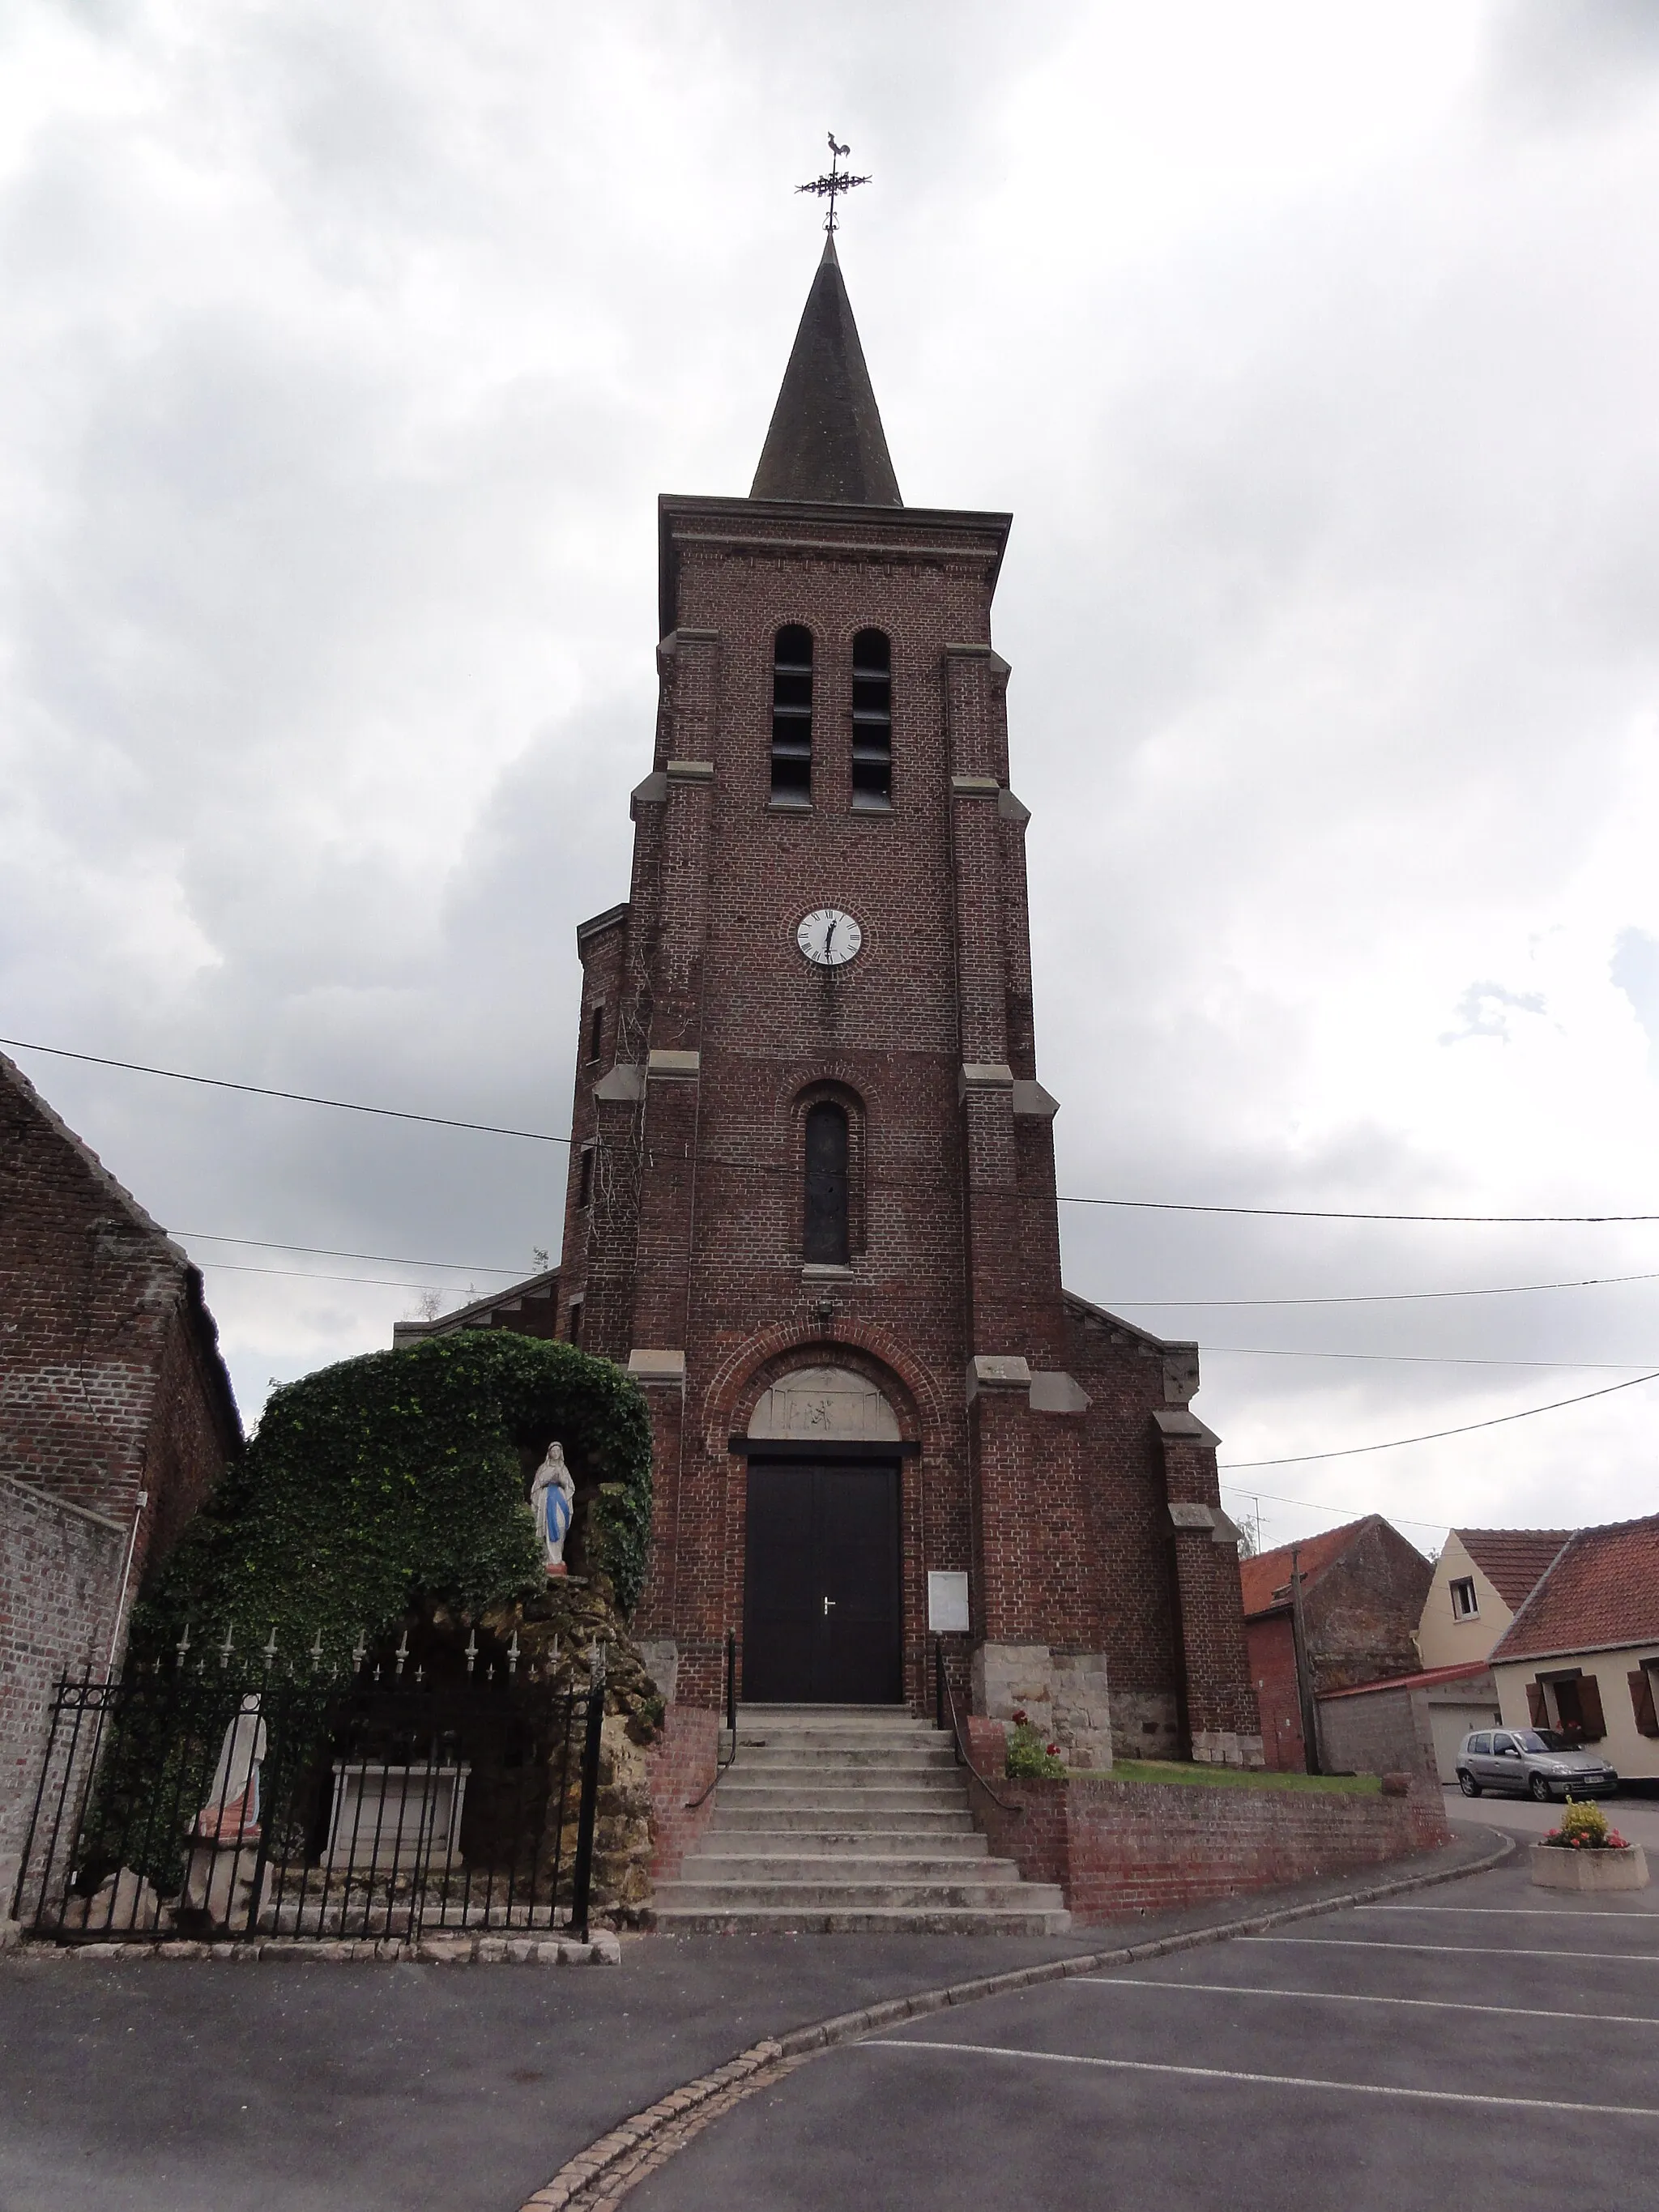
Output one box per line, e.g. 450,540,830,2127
0,1475,126,1908
1247,1613,1306,1771
1,1056,240,1896
966,1770,1451,1924
1318,1683,1441,1786
644,1703,722,1883
1306,1520,1434,1696
1,1055,239,1572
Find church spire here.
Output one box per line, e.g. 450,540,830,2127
749,232,902,508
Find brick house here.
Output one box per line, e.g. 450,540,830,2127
1,1051,241,1908
1240,1516,1433,1771
1488,1513,1659,1786
399,234,1262,1767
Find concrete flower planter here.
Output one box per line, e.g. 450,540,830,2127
1531,1841,1648,1892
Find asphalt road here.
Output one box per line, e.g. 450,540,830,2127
1445,1783,1659,1845
629,1848,1659,2212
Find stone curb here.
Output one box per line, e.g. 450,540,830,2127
518,1829,1514,2211
16,1929,623,1967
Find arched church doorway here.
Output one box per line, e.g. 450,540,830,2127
740,1366,904,1705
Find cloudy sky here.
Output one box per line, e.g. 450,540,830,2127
5,0,1658,1557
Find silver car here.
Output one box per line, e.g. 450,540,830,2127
1456,1727,1619,1802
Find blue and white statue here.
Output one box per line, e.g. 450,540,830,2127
530,1441,576,1578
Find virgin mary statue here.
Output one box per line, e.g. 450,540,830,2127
530,1442,576,1576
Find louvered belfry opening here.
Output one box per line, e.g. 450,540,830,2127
803,1100,850,1264
851,628,892,808
770,624,814,803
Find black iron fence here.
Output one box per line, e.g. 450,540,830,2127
10,1652,608,1946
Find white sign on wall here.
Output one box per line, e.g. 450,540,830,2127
927,1571,970,1634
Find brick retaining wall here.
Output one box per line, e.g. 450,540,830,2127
645,1704,721,1882
964,1762,1450,1924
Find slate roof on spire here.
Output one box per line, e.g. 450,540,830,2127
751,234,902,507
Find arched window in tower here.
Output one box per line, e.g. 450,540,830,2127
770,624,814,803
803,1101,850,1264
851,629,892,809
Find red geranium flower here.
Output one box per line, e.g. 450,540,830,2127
1011,1710,1028,1726
1047,1743,1060,1757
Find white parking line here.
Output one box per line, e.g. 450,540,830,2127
1242,1937,1659,1963
1076,1978,1659,2028
868,2040,1659,2120
1356,1906,1657,1919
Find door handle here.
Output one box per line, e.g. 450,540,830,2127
822,1596,836,1617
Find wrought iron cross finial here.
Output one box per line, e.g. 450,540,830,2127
796,133,870,234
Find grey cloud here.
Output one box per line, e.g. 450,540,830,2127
1486,0,1659,127
1439,982,1548,1044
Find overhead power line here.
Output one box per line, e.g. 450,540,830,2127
1057,1194,1659,1225
174,1232,525,1275
174,1231,1659,1307
1217,1486,1452,1536
9,1034,1659,1222
1218,1369,1659,1470
0,1038,568,1145
1107,1269,1659,1307
199,1260,468,1292
1204,1348,1655,1370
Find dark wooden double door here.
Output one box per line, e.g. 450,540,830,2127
743,1459,902,1704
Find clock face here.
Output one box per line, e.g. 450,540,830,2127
796,907,863,968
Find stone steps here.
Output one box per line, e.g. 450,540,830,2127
650,1903,1073,1937
684,1852,1007,1883
713,1805,979,1835
651,1703,1071,1937
700,1830,991,1859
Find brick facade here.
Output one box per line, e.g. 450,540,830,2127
0,1051,241,1904
403,246,1261,1764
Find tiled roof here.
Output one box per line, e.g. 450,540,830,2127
1455,1528,1572,1611
1239,1519,1372,1619
1488,1514,1659,1665
1321,1660,1494,1700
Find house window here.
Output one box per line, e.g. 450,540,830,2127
1449,1576,1479,1620
1629,1663,1659,1739
803,1101,850,1264
851,629,892,809
1549,1674,1606,1741
577,1144,595,1210
567,1296,583,1345
770,624,813,803
586,1004,604,1064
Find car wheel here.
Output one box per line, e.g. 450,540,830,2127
1529,1774,1552,1802
1457,1771,1480,1797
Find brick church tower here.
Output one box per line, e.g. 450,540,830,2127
412,237,1261,1765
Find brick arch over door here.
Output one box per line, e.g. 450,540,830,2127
701,1324,953,1712
701,1322,941,1458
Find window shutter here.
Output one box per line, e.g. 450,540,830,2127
1628,1669,1659,1738
1576,1675,1606,1740
1526,1681,1546,1726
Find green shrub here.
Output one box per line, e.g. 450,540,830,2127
1005,1721,1066,1780
126,1331,655,1676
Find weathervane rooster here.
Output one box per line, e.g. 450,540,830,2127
796,134,870,233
